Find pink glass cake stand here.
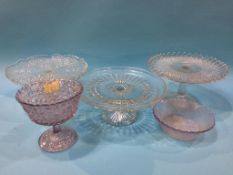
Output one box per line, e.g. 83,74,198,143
5,54,87,152
148,53,228,140
148,53,228,96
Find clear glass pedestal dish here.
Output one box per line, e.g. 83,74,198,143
5,54,88,152
148,53,228,140
81,67,166,126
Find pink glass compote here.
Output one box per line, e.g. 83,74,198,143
5,54,87,152
16,80,83,152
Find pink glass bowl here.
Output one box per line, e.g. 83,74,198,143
16,80,83,152
153,96,215,141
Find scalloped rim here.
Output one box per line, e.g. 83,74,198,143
148,52,229,84
5,54,88,85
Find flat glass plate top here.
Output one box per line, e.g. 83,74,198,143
148,53,228,84
5,54,88,85
82,67,166,111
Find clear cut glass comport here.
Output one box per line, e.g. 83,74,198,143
81,67,166,126
148,53,228,140
5,54,88,152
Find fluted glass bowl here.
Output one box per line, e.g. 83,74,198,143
153,95,215,141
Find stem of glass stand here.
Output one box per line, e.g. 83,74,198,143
177,83,187,95
53,125,61,133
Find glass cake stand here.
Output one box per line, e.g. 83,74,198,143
5,54,87,152
81,67,166,126
5,54,88,85
148,53,228,97
148,53,228,140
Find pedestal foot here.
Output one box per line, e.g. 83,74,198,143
39,127,77,152
103,111,137,126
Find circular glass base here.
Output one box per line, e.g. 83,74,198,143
39,127,78,152
103,111,137,126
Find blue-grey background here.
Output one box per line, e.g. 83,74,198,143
0,0,233,67
0,0,233,175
